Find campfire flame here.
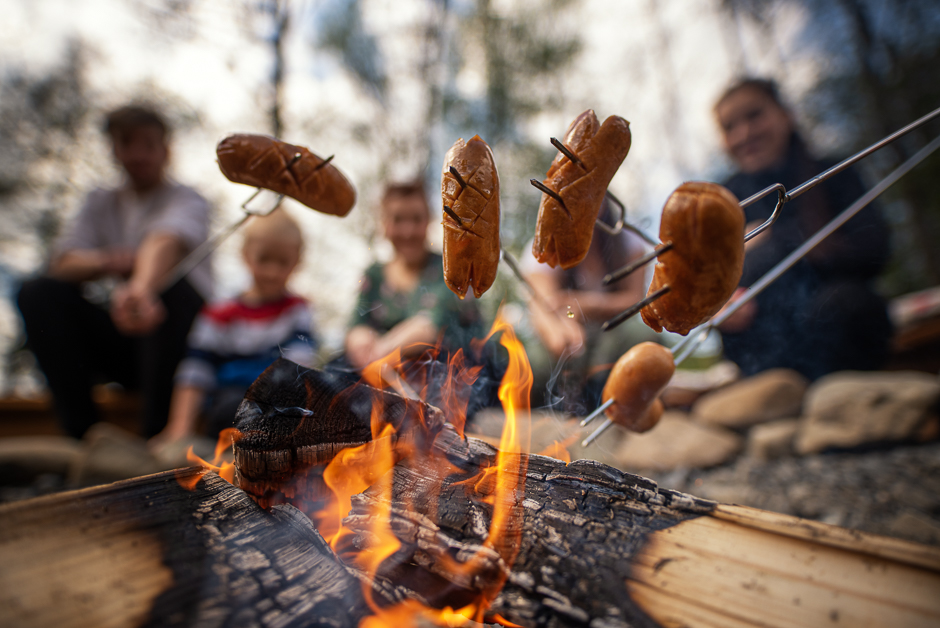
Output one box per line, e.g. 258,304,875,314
181,312,535,626
339,312,533,626
537,434,577,464
177,427,242,489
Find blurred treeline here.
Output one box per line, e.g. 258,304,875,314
2,0,938,299
722,0,940,294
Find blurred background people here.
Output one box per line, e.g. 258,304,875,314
524,201,659,413
714,78,892,380
16,105,211,438
151,209,316,449
344,181,485,370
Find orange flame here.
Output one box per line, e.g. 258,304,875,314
317,421,400,550
352,311,532,627
176,428,242,489
439,348,483,438
258,312,530,626
361,348,404,390
472,314,532,616
536,434,577,464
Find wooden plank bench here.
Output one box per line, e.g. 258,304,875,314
0,386,140,438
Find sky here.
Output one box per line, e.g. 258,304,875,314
0,0,847,392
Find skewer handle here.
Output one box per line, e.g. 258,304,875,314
603,242,673,286
581,418,613,448
602,285,670,332
500,249,559,316
160,213,251,293
579,398,614,427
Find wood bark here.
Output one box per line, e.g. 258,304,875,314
2,443,940,627
0,468,375,628
2,360,940,627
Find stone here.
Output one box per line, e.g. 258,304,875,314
661,361,741,409
795,371,940,455
598,411,742,472
0,436,83,481
67,423,171,486
745,418,800,461
692,368,809,429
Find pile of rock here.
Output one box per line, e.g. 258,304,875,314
568,367,940,545
574,368,940,470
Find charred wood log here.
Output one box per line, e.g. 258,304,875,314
342,427,713,628
0,468,377,628
2,361,939,628
232,361,940,628
234,359,444,509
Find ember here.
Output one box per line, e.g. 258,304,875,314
318,313,534,626
175,311,539,625
176,427,241,489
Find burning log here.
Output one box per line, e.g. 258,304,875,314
0,468,376,628
232,362,444,510
2,358,939,627
228,359,940,627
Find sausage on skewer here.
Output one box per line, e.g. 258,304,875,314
441,135,501,299
532,110,632,269
601,342,675,432
217,134,356,217
640,182,745,335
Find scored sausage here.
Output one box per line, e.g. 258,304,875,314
641,182,745,336
441,135,500,299
216,134,356,217
532,110,632,269
601,342,675,433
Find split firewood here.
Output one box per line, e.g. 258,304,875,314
0,468,375,628
1,359,939,627
230,360,940,628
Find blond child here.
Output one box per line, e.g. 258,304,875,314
151,209,317,445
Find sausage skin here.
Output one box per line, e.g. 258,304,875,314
216,134,356,217
601,342,675,432
532,110,632,269
441,135,500,299
641,182,745,335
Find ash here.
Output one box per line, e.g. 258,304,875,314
648,441,940,546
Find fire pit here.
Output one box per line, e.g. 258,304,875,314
2,334,940,626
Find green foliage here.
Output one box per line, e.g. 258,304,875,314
315,0,387,101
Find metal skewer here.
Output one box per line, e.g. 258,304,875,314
550,137,586,169
603,242,673,285
442,205,463,225
530,179,573,219
580,131,940,447
500,248,559,316
598,104,940,331
601,285,670,332
161,152,304,292
448,166,468,189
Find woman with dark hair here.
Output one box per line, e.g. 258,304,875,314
524,199,657,412
714,78,892,380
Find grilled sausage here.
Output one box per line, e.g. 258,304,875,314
601,342,675,432
641,182,745,335
216,134,356,217
441,135,500,299
532,110,632,269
